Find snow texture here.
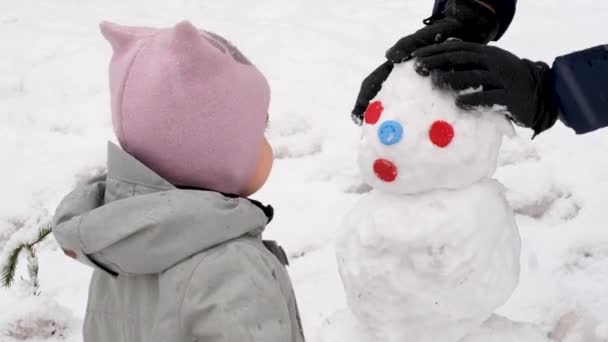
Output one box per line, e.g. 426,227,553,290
461,315,551,342
2,0,608,341
321,313,550,342
335,181,521,342
0,294,79,342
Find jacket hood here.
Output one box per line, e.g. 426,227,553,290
52,142,271,276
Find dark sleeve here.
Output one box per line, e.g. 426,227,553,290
552,45,608,134
432,0,517,40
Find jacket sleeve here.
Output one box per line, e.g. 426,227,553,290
51,174,118,275
552,45,608,134
180,245,292,342
432,0,517,40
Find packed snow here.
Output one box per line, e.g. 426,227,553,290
2,0,608,341
321,312,552,342
332,63,520,342
333,181,521,342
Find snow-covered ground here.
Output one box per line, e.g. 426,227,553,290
1,0,607,341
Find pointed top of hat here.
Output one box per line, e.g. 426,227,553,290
168,20,227,70
100,21,155,52
172,20,200,41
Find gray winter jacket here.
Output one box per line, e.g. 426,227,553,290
52,142,304,342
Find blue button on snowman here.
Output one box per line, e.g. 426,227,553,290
378,120,404,146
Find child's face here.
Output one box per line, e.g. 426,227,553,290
241,136,273,197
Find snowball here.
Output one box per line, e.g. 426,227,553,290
336,180,521,342
358,62,514,195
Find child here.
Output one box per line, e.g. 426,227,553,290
52,21,304,342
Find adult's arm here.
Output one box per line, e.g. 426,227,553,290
552,45,608,134
414,42,608,135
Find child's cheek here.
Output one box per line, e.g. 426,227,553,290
240,137,274,197
265,137,274,166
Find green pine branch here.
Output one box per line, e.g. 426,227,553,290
1,224,53,288
1,244,25,288
33,226,52,246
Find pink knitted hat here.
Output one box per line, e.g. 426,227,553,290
100,20,270,194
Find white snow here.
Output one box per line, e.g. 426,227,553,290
2,0,608,341
321,313,552,342
462,315,551,342
334,181,521,342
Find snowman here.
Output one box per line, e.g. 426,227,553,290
328,62,522,342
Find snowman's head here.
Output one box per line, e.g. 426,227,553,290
358,62,514,195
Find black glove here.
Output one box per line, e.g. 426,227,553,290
352,0,499,124
351,61,394,124
387,0,499,63
413,41,559,135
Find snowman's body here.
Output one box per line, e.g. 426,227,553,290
337,181,520,342
335,63,521,342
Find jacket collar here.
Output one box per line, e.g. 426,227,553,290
107,141,274,222
107,141,175,191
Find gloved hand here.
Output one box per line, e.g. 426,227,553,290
413,41,559,135
352,61,394,124
352,0,499,124
387,0,499,63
